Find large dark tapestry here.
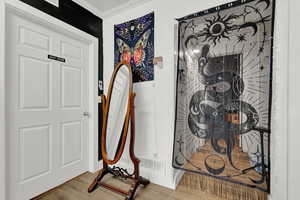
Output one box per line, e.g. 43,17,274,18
173,0,275,192
114,12,154,83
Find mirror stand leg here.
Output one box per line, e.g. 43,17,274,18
139,176,150,186
125,180,139,200
125,176,150,200
88,167,109,193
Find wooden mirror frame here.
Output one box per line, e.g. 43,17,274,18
101,62,132,165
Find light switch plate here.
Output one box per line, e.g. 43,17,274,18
98,96,102,103
98,80,103,91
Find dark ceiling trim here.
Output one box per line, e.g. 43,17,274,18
19,0,104,160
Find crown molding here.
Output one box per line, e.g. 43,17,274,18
102,0,152,18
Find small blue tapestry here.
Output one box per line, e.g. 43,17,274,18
114,12,154,83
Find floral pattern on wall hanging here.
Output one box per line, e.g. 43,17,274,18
173,0,275,193
114,12,154,83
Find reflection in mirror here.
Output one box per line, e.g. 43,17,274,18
106,64,130,161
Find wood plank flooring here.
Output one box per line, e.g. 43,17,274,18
33,172,223,200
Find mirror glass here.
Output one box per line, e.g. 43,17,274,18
106,64,130,161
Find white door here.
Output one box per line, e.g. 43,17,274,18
6,11,89,200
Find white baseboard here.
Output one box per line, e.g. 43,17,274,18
173,169,185,189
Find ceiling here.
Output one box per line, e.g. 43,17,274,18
84,0,131,13
73,0,151,17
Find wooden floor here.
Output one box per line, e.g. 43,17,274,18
33,172,223,200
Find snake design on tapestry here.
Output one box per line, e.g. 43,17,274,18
188,44,259,173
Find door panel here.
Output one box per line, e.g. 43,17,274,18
61,65,82,108
6,11,89,200
61,121,82,167
19,26,50,51
61,41,82,61
19,56,51,110
59,37,85,68
20,125,51,182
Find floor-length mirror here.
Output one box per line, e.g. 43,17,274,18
88,62,149,200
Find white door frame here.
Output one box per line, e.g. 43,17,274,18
0,1,101,199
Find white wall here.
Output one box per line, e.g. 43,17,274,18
103,0,291,199
288,0,300,199
271,0,289,199
0,1,6,199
